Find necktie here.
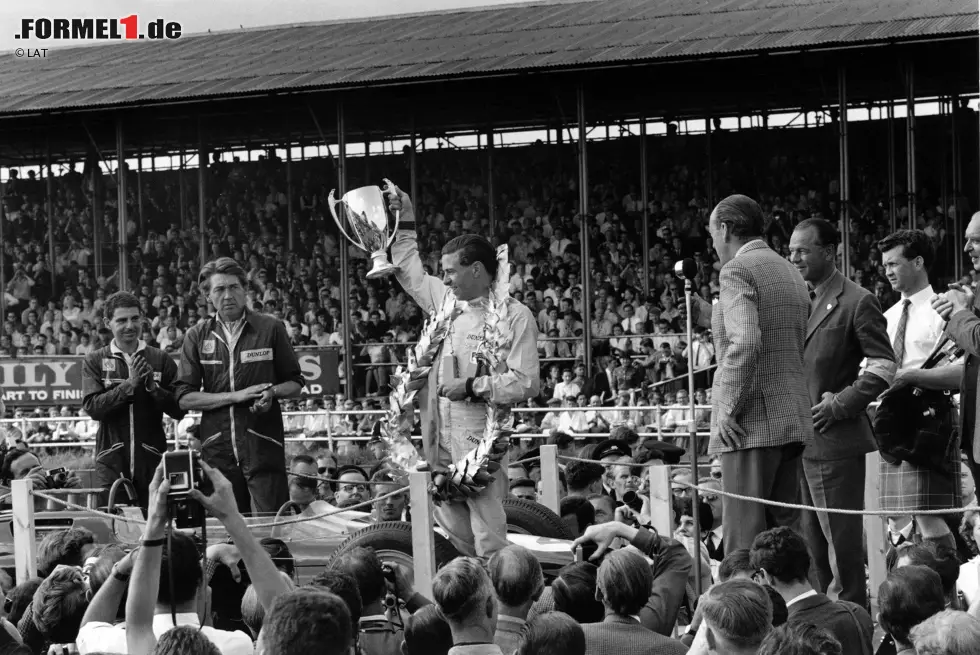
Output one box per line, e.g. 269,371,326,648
809,289,816,302
892,299,911,366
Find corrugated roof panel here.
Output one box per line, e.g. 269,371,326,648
0,0,973,115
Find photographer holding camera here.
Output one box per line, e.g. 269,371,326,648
82,291,185,510
78,457,291,655
0,448,81,510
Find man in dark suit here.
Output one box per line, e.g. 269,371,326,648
586,355,615,403
692,195,813,553
750,527,874,655
580,549,688,655
789,218,896,609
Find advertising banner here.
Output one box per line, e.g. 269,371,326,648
0,347,340,405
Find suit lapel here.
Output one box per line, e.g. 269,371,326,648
806,272,845,342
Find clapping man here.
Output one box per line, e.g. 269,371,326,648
82,292,185,509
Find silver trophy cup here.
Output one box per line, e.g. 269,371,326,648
327,184,401,279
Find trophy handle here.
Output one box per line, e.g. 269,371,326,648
387,209,400,248
382,178,401,247
327,189,364,249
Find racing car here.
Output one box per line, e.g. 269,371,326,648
0,486,576,584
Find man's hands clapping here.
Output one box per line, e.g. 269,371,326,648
128,353,154,390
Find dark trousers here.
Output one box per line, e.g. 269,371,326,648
800,456,868,609
721,444,803,553
221,464,288,516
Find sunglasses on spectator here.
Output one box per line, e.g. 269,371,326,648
318,466,337,476
710,471,722,479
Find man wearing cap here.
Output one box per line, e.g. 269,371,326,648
389,185,540,558
593,438,632,496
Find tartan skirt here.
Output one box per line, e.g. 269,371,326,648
878,433,962,512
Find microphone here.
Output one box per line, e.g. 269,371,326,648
674,258,698,281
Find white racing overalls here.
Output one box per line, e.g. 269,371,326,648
392,227,540,557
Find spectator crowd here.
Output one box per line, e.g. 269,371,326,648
0,436,978,655
0,112,975,653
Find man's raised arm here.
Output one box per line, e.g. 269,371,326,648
388,185,448,315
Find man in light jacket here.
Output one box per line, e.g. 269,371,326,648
389,186,540,557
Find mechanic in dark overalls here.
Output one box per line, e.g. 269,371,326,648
174,257,305,515
81,291,184,509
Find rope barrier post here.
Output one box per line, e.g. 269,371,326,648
12,478,37,584
408,470,436,600
647,463,673,538
864,450,887,618
325,410,336,454
539,445,560,515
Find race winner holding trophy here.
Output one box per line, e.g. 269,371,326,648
379,183,540,558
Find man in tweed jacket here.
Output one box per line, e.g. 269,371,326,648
692,194,813,554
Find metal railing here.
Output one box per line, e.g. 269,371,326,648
4,404,714,452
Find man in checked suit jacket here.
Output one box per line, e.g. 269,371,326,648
691,194,813,554
789,218,896,609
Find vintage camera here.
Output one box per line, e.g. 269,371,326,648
45,467,69,489
163,450,212,529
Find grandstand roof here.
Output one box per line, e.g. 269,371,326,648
0,0,975,116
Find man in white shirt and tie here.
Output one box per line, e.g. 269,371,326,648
877,229,961,555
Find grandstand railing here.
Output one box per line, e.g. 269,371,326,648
4,405,715,452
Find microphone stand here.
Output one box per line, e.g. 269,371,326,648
683,274,703,596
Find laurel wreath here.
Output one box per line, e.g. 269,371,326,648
380,245,513,504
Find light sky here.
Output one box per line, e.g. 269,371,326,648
1,0,528,52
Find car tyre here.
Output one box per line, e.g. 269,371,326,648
503,497,574,539
332,520,460,566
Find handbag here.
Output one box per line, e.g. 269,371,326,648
872,334,962,474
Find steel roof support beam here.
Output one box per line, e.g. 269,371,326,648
640,118,650,296
905,64,917,229
952,93,963,280
486,129,496,235
838,66,851,279
45,138,56,292
706,118,715,207
198,119,207,269
287,144,294,252
887,101,896,233
115,118,129,292
337,100,354,400
576,84,592,378
137,146,145,242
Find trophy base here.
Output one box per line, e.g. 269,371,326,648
366,253,398,279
